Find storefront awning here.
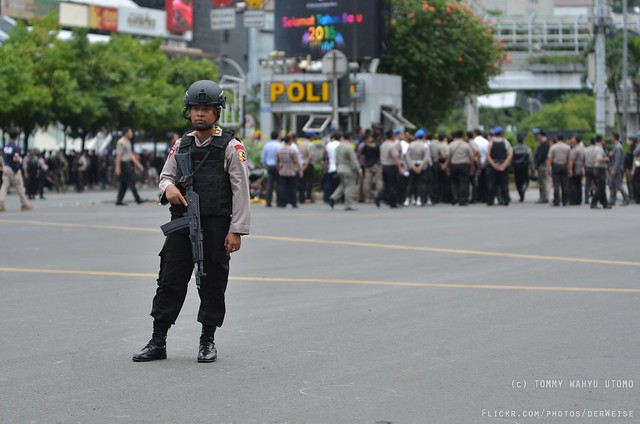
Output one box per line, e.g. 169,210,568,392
302,114,332,133
381,108,416,130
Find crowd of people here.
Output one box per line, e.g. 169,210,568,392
258,126,640,210
1,128,168,211
5,125,640,212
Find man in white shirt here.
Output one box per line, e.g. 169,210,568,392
322,132,340,203
471,129,489,203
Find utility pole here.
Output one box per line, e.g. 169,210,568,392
622,0,629,138
594,0,609,135
466,96,478,131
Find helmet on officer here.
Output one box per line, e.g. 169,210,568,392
183,80,226,129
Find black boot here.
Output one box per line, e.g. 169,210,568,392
197,325,217,363
197,335,217,362
132,320,169,362
132,336,167,362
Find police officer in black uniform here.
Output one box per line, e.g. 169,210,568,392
486,127,513,206
132,80,251,363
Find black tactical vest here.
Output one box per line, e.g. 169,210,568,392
491,139,508,163
512,144,530,167
169,130,235,218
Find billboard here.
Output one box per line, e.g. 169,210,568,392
89,5,118,31
2,0,35,20
118,7,165,38
166,0,193,35
275,0,382,60
59,2,89,28
211,0,234,6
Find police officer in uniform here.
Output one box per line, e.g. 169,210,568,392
375,130,403,208
591,135,611,209
114,127,145,205
0,128,32,212
444,130,474,206
133,80,251,363
486,127,513,206
584,137,597,204
547,134,571,206
511,135,534,202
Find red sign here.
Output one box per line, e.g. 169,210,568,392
166,0,193,34
212,0,234,7
89,6,118,31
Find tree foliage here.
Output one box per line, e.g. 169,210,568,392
0,16,56,147
0,14,221,150
609,0,640,13
518,93,595,133
379,0,506,128
601,32,640,134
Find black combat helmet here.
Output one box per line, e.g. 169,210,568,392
183,80,226,119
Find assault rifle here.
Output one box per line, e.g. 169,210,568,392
160,151,206,288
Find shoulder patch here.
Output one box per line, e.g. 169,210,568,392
234,143,245,151
167,144,177,159
237,150,247,162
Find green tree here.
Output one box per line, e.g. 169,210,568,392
600,33,640,135
609,0,640,13
86,35,216,142
0,16,58,149
0,14,223,149
49,28,108,151
379,0,506,128
518,93,595,133
0,41,35,136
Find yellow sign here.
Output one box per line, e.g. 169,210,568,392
245,0,264,10
270,81,330,103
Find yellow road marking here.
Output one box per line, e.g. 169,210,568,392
2,218,639,267
0,218,158,233
0,267,638,293
0,267,153,278
249,235,640,267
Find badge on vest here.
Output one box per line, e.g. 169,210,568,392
214,127,223,137
233,142,246,162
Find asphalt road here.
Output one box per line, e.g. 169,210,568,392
0,188,638,424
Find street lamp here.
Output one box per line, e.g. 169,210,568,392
218,56,247,139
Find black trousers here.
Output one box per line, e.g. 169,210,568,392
377,165,400,207
591,168,609,208
277,176,298,207
473,167,488,203
450,163,470,205
513,165,529,201
584,167,596,203
551,164,569,206
438,165,452,204
116,162,142,204
430,166,440,204
633,170,640,203
487,167,510,205
151,216,231,328
406,169,426,202
322,172,339,203
569,174,583,205
299,165,315,203
265,166,278,206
